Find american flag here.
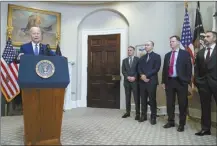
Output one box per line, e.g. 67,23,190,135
180,3,194,63
0,38,20,102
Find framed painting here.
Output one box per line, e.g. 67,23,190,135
7,4,61,49
135,44,146,58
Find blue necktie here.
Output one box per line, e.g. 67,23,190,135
35,44,39,55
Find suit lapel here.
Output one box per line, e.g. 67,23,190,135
208,48,216,62
176,49,181,65
28,42,34,54
167,52,172,66
125,58,130,69
199,49,205,63
131,57,136,67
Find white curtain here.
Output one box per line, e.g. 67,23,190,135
63,61,74,110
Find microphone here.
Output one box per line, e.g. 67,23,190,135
46,44,51,56
39,43,44,55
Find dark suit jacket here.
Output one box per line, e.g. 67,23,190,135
122,56,139,81
19,42,56,56
138,52,161,85
162,49,192,85
194,45,217,87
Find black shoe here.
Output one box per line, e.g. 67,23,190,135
177,125,184,132
122,113,130,118
150,118,156,125
135,115,140,120
195,130,211,136
139,115,147,122
163,123,175,128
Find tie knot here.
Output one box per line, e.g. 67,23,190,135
207,47,211,50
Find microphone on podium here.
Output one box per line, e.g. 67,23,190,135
45,44,51,56
39,43,44,55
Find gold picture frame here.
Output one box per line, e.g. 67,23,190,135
135,44,146,58
7,4,61,49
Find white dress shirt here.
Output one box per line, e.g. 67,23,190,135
204,43,216,58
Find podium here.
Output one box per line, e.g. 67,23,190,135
18,55,70,145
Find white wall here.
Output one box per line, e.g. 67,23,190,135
1,1,216,110
176,1,215,36
77,10,129,108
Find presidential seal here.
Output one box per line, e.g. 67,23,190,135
36,60,55,78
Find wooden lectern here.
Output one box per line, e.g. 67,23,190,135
18,55,69,145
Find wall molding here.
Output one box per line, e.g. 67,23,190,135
189,108,217,123
131,104,217,123
130,104,179,116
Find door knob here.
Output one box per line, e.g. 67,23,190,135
112,75,121,81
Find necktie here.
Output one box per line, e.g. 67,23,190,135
129,56,132,67
146,53,149,62
205,47,211,62
35,44,39,55
168,51,175,76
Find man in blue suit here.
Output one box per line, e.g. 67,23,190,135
138,41,161,124
17,26,55,59
15,26,55,112
161,35,192,132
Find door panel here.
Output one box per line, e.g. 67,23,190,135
87,34,120,109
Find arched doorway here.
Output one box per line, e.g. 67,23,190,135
77,9,129,109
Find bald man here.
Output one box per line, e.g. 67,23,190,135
138,41,161,124
18,26,55,58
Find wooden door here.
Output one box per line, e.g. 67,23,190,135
87,34,120,109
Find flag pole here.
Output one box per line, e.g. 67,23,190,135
184,0,188,9
184,0,191,121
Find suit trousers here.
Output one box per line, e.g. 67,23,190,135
124,80,140,115
140,82,157,118
165,77,188,126
197,79,217,130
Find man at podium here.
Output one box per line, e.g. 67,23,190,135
17,26,55,60
15,26,56,112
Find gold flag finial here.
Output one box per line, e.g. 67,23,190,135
184,1,188,9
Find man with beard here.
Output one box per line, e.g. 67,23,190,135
194,31,217,136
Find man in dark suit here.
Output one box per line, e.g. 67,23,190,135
162,35,192,132
138,41,161,125
17,26,55,59
15,26,55,112
194,31,217,136
122,46,140,120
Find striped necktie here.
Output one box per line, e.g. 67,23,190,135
34,44,39,55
